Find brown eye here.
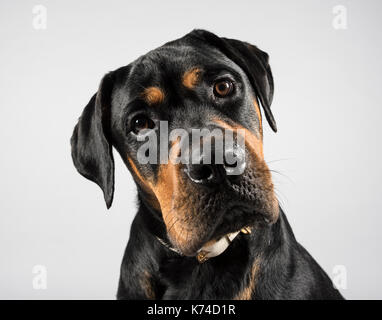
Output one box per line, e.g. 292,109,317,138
131,115,155,134
213,80,234,97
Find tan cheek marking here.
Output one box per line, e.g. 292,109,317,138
213,119,279,223
213,119,264,160
253,98,262,130
152,163,176,218
243,126,263,160
142,87,165,105
127,156,147,186
234,257,261,300
182,68,201,89
151,140,179,217
140,271,156,299
151,139,189,247
127,156,160,210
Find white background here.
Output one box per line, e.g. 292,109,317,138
1,0,381,299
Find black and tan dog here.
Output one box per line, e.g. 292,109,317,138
71,29,343,300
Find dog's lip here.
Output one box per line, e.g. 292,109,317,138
205,204,270,242
190,205,254,251
199,227,246,248
179,227,245,257
171,203,270,256
229,203,273,224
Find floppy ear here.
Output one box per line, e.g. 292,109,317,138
71,73,115,208
189,29,277,132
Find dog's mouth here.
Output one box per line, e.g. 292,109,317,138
195,227,251,263
153,142,280,259
158,223,252,263
157,161,280,258
160,203,274,261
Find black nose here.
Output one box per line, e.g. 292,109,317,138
184,145,246,185
185,163,223,184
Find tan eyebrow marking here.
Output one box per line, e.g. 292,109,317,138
182,67,201,89
142,87,165,105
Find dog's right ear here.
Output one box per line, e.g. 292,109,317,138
188,29,277,132
71,73,115,209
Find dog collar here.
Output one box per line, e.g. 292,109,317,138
156,226,251,263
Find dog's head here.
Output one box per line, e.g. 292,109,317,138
71,30,279,256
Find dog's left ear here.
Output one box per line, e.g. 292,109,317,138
189,29,277,132
71,72,115,208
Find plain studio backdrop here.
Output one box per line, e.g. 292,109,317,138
0,0,381,299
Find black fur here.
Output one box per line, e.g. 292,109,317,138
117,200,343,299
71,29,344,300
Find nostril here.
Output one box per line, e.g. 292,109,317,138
185,164,214,184
224,158,238,168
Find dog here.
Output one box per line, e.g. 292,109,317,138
71,29,344,300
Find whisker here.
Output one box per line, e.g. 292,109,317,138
266,158,292,164
273,188,287,208
268,169,294,184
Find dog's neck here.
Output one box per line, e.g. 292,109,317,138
137,191,295,265
136,194,301,299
